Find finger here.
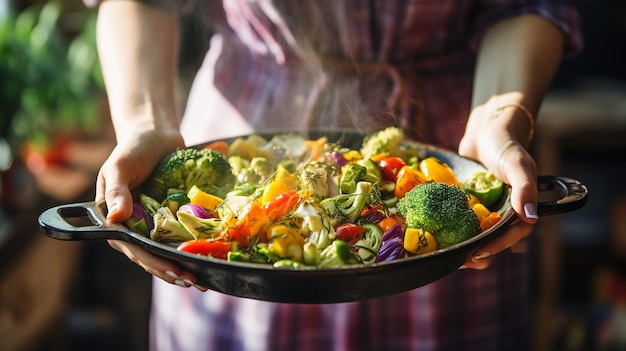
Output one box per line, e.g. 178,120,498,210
510,239,529,253
461,220,534,270
460,253,495,270
97,155,136,223
107,240,207,291
494,143,539,224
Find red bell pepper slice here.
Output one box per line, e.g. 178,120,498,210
335,223,366,245
263,190,300,221
177,239,232,260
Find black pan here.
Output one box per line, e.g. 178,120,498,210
38,130,588,303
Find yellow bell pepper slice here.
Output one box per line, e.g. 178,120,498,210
419,157,460,187
403,227,437,254
187,185,223,213
262,167,297,204
267,223,305,261
394,165,428,199
472,203,491,222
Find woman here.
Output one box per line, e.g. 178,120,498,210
91,1,582,350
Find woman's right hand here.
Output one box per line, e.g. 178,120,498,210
92,1,202,288
96,130,206,291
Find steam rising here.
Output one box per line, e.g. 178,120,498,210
180,1,429,143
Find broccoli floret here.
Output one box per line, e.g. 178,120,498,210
396,181,481,249
360,126,404,159
249,157,274,181
339,163,367,194
338,159,383,195
139,193,161,217
145,148,235,202
150,207,195,243
320,181,373,227
356,158,383,184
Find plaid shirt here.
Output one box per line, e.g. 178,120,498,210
89,0,581,350
178,0,581,150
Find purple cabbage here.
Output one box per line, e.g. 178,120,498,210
132,201,153,230
375,237,405,262
361,209,386,224
326,151,347,170
178,203,211,219
381,222,404,242
125,201,154,236
375,222,406,262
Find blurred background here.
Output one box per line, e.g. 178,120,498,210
0,1,625,350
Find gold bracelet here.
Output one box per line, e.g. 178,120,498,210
495,103,535,142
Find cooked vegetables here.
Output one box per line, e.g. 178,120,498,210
396,182,481,249
187,185,223,213
125,201,153,237
178,203,210,219
418,157,460,187
144,148,235,201
461,171,504,208
150,207,195,243
126,127,504,268
360,126,404,159
319,240,363,267
320,181,374,227
403,228,437,255
177,211,224,239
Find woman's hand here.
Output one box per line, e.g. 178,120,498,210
458,14,565,269
96,130,206,290
93,2,206,290
97,131,183,222
457,101,538,270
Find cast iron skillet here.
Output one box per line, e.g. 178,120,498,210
38,130,588,304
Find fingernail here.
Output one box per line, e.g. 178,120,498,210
475,252,491,259
524,202,539,220
194,284,208,292
174,279,191,288
165,270,179,279
183,279,194,286
459,265,468,270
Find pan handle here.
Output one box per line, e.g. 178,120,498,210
38,201,129,241
537,176,588,216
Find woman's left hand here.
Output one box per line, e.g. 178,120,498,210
457,102,539,269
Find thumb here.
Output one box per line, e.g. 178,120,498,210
96,167,135,223
494,142,539,224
